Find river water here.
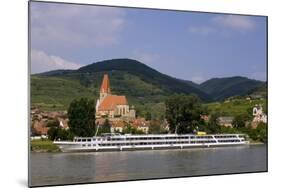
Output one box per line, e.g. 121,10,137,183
30,144,267,187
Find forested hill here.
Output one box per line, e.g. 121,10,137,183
35,58,212,101
199,76,264,101
32,58,265,111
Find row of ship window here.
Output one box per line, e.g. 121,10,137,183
218,140,241,143
75,136,243,142
80,140,226,147
214,135,239,138
107,136,215,141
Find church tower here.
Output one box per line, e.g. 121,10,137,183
99,74,111,102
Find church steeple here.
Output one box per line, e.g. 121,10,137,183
100,74,111,94
99,74,111,102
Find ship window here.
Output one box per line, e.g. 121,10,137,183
87,139,91,142
88,144,91,147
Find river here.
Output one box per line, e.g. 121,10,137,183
30,144,267,187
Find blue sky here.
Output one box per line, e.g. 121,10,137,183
30,2,267,83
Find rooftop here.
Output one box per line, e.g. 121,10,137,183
98,95,128,111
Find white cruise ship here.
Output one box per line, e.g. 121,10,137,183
54,133,249,152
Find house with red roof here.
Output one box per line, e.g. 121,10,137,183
95,74,136,119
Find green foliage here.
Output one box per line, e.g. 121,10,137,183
77,58,211,101
145,111,152,121
199,76,264,101
31,76,96,111
67,98,96,137
232,114,251,128
46,119,74,141
247,82,267,98
246,123,267,143
31,140,60,152
204,112,221,134
98,119,111,135
46,119,60,127
165,94,205,134
123,123,138,134
148,120,167,134
206,98,267,117
31,59,266,122
47,127,58,140
220,126,242,134
47,127,74,141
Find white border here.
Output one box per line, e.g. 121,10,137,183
1,0,280,188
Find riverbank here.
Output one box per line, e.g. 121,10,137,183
31,140,61,152
249,141,265,145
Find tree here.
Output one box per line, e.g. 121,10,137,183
149,120,161,134
46,119,60,128
256,122,267,143
47,126,59,140
165,94,205,134
205,112,221,134
145,111,152,121
67,98,96,137
46,119,74,141
232,114,251,128
123,123,137,134
98,119,111,135
247,122,267,143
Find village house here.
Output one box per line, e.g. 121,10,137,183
95,74,136,119
110,120,125,133
31,107,69,136
217,116,234,127
132,118,150,134
108,118,150,134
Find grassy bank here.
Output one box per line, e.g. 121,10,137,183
31,140,61,152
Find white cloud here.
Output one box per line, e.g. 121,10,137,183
31,49,81,74
188,26,216,36
30,3,126,50
212,15,255,31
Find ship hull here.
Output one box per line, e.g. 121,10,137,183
54,141,249,153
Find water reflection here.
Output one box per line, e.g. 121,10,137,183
30,145,267,187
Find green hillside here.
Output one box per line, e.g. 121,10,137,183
199,76,264,101
31,76,96,111
206,98,267,117
247,82,267,98
31,59,266,117
76,58,211,101
31,73,168,118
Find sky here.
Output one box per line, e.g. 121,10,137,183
30,2,267,83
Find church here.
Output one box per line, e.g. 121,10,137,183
95,74,136,119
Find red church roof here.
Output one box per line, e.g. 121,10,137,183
98,95,128,111
100,74,111,93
